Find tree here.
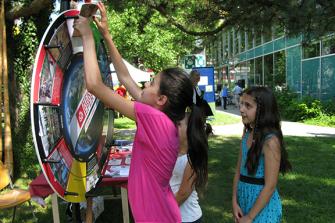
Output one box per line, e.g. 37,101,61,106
105,1,197,71
4,0,335,176
111,0,335,41
3,0,52,177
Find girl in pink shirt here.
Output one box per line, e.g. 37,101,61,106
74,3,208,222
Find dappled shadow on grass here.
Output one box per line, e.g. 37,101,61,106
285,136,335,178
201,135,335,222
280,173,335,222
200,135,240,222
4,135,334,223
279,136,335,223
114,129,136,140
0,196,69,223
96,198,134,223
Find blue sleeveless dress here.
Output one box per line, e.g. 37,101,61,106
238,131,282,222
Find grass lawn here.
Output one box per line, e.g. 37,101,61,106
209,110,241,126
201,135,335,223
1,114,334,222
113,109,241,129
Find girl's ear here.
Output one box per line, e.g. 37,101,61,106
157,94,168,106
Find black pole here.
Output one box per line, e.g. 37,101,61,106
72,203,82,223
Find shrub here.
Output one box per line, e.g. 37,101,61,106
274,88,332,123
322,99,335,115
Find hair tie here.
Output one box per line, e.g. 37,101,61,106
185,106,192,113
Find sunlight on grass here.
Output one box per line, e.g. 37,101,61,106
208,111,240,126
203,205,225,213
283,172,335,186
113,111,240,128
114,117,136,129
209,159,221,164
208,172,219,179
282,198,312,208
202,205,233,222
321,178,335,186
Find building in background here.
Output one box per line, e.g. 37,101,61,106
205,27,335,101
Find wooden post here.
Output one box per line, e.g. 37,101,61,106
51,193,60,223
0,0,4,162
2,0,13,175
85,197,93,223
121,187,129,223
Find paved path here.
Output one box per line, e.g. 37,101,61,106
115,105,335,138
213,105,335,137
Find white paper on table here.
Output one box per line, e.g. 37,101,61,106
105,165,129,177
105,166,120,176
108,158,122,166
119,166,130,176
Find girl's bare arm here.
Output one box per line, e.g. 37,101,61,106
175,162,196,205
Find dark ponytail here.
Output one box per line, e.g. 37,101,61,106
187,104,208,189
159,68,208,189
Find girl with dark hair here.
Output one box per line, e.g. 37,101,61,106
170,112,210,223
74,2,208,222
232,87,291,223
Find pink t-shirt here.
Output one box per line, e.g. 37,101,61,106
128,102,181,223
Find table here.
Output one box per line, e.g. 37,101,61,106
29,173,129,223
29,143,132,223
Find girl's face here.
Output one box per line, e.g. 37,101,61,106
239,93,257,127
139,73,165,109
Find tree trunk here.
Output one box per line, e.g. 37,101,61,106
0,0,3,162
2,0,13,174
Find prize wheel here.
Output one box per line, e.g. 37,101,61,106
30,10,114,203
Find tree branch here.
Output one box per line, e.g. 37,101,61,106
6,0,51,21
141,0,225,36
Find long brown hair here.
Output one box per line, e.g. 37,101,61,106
243,87,292,175
159,68,208,189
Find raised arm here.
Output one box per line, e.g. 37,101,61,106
74,16,135,120
93,2,142,100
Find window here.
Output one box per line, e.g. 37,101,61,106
255,57,263,85
247,30,253,50
234,30,239,55
322,35,335,56
264,54,274,87
274,51,286,87
255,29,262,46
240,31,246,52
303,41,320,59
248,59,255,86
273,25,284,39
227,31,232,58
262,26,272,43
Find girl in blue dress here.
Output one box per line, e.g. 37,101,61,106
232,87,291,223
